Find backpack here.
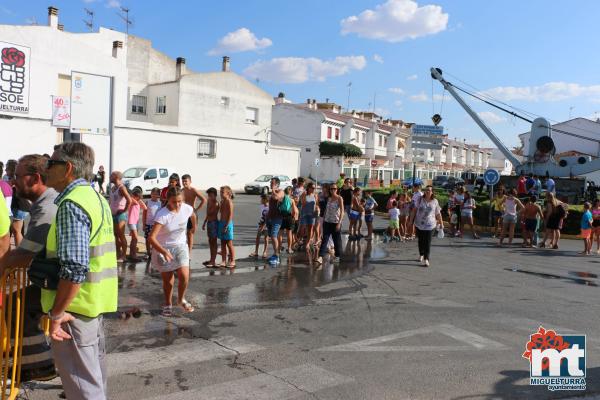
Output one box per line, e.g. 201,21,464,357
278,195,292,216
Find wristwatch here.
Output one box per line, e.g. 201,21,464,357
48,310,64,321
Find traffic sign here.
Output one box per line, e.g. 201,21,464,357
371,160,378,167
483,168,500,186
314,158,320,167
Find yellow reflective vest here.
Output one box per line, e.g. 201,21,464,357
42,184,118,318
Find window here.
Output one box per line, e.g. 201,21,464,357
220,96,230,107
384,137,388,147
335,128,340,140
144,169,157,180
62,129,80,143
327,126,332,139
197,139,216,158
156,96,166,114
361,132,366,144
159,169,169,178
378,135,383,147
355,131,360,142
131,95,147,114
245,107,258,124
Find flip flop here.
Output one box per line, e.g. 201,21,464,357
227,261,236,268
179,300,194,313
161,305,173,317
202,260,213,267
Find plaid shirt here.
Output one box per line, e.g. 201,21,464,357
55,178,92,284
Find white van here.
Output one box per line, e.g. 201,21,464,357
122,166,176,194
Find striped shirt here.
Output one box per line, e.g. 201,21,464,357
18,188,58,255
55,179,92,284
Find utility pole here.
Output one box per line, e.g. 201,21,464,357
346,82,352,113
83,8,94,32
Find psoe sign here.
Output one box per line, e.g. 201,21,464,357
0,42,30,114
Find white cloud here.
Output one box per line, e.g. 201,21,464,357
340,0,448,43
394,100,403,107
388,87,405,95
432,93,445,101
373,54,384,63
208,28,272,55
409,92,428,102
481,82,600,102
106,0,121,8
243,56,367,84
477,111,505,124
407,74,418,80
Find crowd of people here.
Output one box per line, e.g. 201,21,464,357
0,151,596,399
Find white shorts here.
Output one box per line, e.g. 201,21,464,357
151,243,190,272
128,224,138,232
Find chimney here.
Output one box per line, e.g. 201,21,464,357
57,24,64,31
48,6,58,29
112,41,123,58
222,56,230,72
176,57,186,80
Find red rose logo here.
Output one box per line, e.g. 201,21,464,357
1,47,25,68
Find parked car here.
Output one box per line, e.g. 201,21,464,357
122,166,175,195
432,175,464,190
244,174,293,195
402,177,424,187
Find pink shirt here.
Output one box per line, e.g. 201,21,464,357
128,201,140,225
109,184,127,215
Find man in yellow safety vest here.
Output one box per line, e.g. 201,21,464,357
44,143,117,400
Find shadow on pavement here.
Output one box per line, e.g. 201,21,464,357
452,366,600,400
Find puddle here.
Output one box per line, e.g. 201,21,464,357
115,235,388,314
505,268,598,287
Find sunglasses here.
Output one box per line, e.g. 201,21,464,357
46,159,68,169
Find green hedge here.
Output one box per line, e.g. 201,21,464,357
368,188,584,235
319,141,363,157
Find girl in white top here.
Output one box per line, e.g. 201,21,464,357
498,188,524,246
148,187,196,316
460,191,480,239
143,187,163,258
409,185,443,267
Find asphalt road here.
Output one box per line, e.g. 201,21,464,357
19,194,600,400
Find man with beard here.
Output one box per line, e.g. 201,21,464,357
0,154,58,381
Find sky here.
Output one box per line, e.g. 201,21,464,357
2,0,600,148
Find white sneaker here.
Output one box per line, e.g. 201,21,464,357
419,255,424,262
315,256,323,265
424,259,430,267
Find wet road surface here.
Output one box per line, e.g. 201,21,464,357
20,234,600,400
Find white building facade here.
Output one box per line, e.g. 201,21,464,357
272,99,409,186
405,132,492,180
0,7,299,190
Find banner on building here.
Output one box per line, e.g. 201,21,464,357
0,41,30,114
70,72,111,135
412,125,444,136
51,96,71,127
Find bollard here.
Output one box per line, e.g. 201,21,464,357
0,267,27,400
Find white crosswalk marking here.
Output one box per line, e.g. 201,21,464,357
106,336,264,376
318,324,507,352
147,364,353,399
